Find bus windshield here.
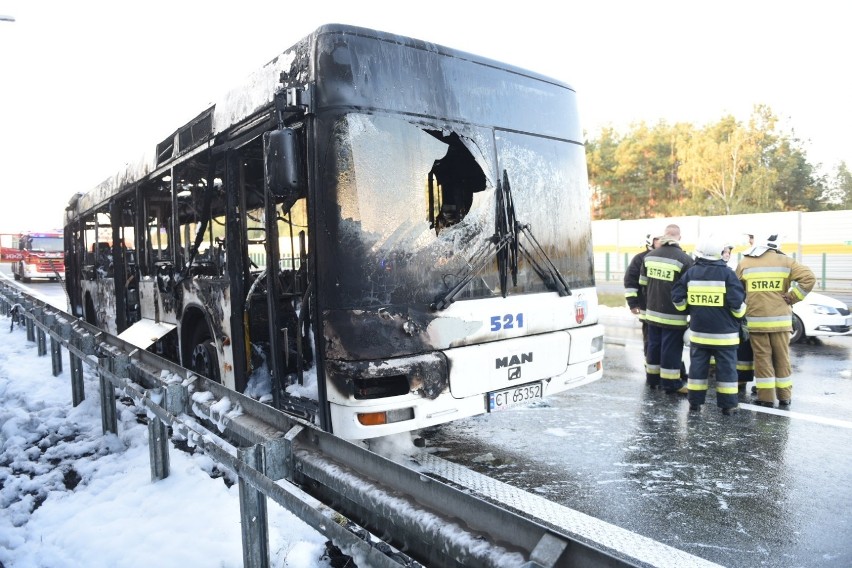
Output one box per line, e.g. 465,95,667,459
319,112,594,310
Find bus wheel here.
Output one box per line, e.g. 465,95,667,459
13,271,20,281
190,329,220,383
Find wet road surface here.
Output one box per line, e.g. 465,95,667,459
419,310,852,567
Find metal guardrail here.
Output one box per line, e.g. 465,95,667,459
0,279,648,568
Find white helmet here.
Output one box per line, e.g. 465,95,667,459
744,233,782,257
694,233,727,261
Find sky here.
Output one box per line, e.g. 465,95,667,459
0,0,849,232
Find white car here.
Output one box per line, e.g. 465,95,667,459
791,292,852,343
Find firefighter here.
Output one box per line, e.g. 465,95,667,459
639,224,693,393
624,233,659,355
672,234,746,414
736,233,815,407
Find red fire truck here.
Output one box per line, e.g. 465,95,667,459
10,231,65,282
0,233,23,263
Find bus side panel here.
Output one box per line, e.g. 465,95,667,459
80,279,119,335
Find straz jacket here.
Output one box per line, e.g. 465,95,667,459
639,242,694,328
671,258,747,348
735,250,816,333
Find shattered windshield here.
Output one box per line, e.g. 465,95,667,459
318,113,593,310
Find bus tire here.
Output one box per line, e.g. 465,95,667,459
190,327,220,383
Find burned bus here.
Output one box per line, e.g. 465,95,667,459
64,24,603,440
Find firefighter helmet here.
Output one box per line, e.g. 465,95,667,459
694,233,726,261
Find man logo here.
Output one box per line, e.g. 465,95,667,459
495,352,533,368
508,367,522,381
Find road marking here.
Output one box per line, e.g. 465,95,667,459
740,403,852,429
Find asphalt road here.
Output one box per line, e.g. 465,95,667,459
0,263,68,310
419,311,852,567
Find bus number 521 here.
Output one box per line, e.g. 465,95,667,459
490,313,524,332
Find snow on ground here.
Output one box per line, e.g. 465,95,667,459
0,315,331,568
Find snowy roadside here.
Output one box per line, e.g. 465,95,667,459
0,315,330,568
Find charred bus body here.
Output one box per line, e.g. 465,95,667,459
64,25,604,439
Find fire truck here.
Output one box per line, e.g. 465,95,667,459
0,233,23,263
10,231,65,282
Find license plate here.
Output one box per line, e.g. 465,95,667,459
488,382,543,411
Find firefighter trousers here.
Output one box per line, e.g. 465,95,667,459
737,338,754,386
750,331,792,403
645,324,686,392
687,346,738,409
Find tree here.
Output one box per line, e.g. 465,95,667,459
586,121,687,219
585,105,830,217
767,137,823,211
820,161,852,209
585,126,622,219
677,109,775,215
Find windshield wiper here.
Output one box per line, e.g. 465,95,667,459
431,170,571,311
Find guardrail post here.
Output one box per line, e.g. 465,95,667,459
148,387,171,482
37,327,47,356
34,307,47,355
50,337,63,376
25,312,34,342
238,444,269,568
148,382,190,481
70,351,85,406
98,356,118,435
270,425,303,482
41,312,61,374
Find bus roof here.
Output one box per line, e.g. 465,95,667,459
69,24,574,219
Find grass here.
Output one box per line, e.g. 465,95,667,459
597,292,626,308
